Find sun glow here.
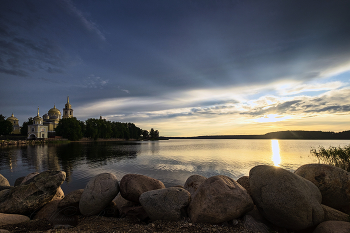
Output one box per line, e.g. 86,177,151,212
271,140,281,167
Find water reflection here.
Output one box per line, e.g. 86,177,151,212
271,140,281,166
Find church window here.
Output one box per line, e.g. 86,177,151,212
31,128,34,132
65,111,67,115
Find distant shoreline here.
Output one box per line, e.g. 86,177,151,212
162,130,350,140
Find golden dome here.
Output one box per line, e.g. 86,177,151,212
7,113,18,121
48,105,61,115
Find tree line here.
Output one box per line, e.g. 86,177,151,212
1,114,160,141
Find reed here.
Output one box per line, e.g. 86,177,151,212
310,145,350,171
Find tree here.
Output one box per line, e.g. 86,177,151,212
149,128,159,140
21,117,33,136
0,120,13,135
55,117,83,141
142,130,149,140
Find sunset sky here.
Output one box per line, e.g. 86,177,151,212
1,0,350,137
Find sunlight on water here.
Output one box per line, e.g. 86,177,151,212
271,140,281,166
1,139,349,193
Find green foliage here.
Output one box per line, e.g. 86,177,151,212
311,145,350,171
84,119,142,140
55,117,83,141
0,115,13,135
21,117,33,136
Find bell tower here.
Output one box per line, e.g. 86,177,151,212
62,96,74,119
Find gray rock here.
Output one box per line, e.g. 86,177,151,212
0,229,10,233
120,174,165,203
21,172,39,184
79,173,119,216
295,164,350,214
58,189,83,215
313,221,350,233
139,187,191,221
249,165,324,231
183,175,207,196
112,193,138,217
33,199,61,220
188,175,254,224
0,186,12,192
14,176,25,187
237,176,251,196
243,215,270,233
0,170,66,215
0,213,30,226
322,204,349,222
0,174,10,187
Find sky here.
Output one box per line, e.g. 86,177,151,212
1,0,350,137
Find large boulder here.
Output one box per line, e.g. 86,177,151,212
0,174,10,187
295,164,350,214
183,175,207,196
79,173,119,216
0,170,66,215
0,213,30,226
188,175,254,224
313,221,350,233
120,174,165,203
249,165,324,230
139,187,191,221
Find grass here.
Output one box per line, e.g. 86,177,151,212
310,145,350,171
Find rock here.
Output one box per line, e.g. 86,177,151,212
322,204,349,222
33,199,61,220
139,187,191,221
14,176,25,187
52,187,64,200
21,172,39,184
0,170,66,215
243,215,270,233
188,175,254,224
0,186,12,192
112,193,138,217
313,221,350,233
237,176,251,196
0,174,10,187
183,175,207,196
0,213,30,226
0,229,10,233
295,164,350,214
121,206,148,221
249,165,324,231
79,173,119,216
120,174,165,203
58,189,83,215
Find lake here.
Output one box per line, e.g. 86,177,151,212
1,139,349,194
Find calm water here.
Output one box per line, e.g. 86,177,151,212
0,139,349,194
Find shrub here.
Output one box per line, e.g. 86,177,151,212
310,145,350,171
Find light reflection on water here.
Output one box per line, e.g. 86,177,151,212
271,140,281,167
0,139,349,193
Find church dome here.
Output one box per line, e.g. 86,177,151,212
7,113,18,121
48,105,61,116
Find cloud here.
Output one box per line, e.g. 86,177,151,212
82,75,109,89
60,0,106,41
